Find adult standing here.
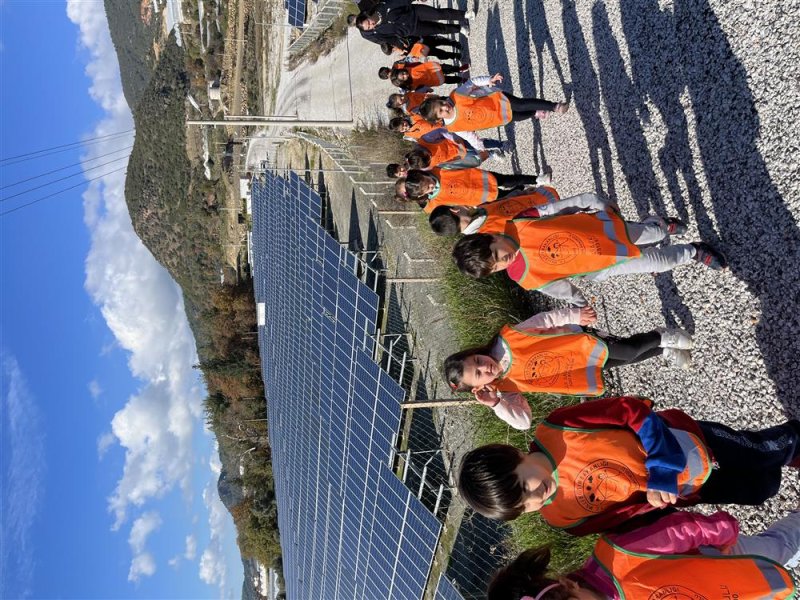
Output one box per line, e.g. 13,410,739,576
351,0,472,46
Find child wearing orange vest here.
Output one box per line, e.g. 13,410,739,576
428,186,559,235
486,510,799,599
444,309,695,425
388,114,442,142
417,73,569,137
379,61,462,88
451,192,727,306
457,396,800,535
403,168,549,213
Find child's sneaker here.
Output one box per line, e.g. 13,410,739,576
501,140,515,153
663,347,692,370
554,101,570,114
658,327,693,350
460,22,471,35
665,217,688,236
692,242,727,270
459,62,471,73
536,172,552,186
463,9,475,21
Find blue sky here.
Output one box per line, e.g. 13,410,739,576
0,1,243,598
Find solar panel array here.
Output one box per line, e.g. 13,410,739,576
286,0,306,28
435,574,469,600
252,171,446,599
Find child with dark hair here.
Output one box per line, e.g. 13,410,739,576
428,187,559,236
388,114,442,142
457,395,800,533
386,162,408,179
451,192,726,306
404,168,550,214
417,73,568,132
380,37,462,59
444,310,694,424
486,510,800,599
386,90,431,113
381,61,463,89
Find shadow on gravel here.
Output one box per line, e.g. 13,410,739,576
588,0,800,414
590,4,695,335
512,0,571,173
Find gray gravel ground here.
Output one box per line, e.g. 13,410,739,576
272,0,800,557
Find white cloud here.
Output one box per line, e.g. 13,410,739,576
168,556,181,569
0,355,47,600
97,431,116,459
65,0,205,536
88,379,103,399
198,444,236,595
128,553,157,582
185,534,198,560
64,1,223,596
127,512,162,582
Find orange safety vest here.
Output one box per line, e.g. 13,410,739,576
403,112,440,140
534,417,712,529
402,91,429,114
593,536,796,599
506,210,641,290
407,42,429,60
399,61,444,87
423,168,498,214
447,89,513,131
494,324,608,396
418,137,467,167
475,187,560,234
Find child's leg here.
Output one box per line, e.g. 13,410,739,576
427,47,460,61
504,93,558,122
696,419,800,505
603,331,663,368
412,5,465,22
491,172,540,190
481,139,504,150
626,216,669,246
584,244,696,282
439,151,483,170
727,511,800,568
699,420,800,471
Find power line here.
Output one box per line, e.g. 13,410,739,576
1,144,133,190
0,130,134,167
1,154,132,203
0,166,128,217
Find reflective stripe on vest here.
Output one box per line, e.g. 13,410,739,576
593,536,796,599
419,137,467,167
495,324,608,396
534,420,711,529
507,210,642,290
477,187,561,234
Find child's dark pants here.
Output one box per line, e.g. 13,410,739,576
505,93,558,122
491,172,540,198
697,420,800,505
604,331,663,368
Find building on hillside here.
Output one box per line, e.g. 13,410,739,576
239,176,252,215
208,80,222,103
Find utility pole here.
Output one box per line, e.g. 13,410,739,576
188,116,354,129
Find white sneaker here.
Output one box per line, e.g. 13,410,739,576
658,327,693,349
536,172,552,185
460,22,471,36
463,9,475,20
663,347,692,370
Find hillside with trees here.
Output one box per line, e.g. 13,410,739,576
112,24,282,595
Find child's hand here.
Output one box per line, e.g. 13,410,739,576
478,150,489,161
473,386,500,407
579,306,598,325
489,73,504,85
646,489,678,508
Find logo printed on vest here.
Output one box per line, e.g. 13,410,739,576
538,232,586,265
523,351,568,387
648,585,707,600
573,459,639,513
499,200,526,216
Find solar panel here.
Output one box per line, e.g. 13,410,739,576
435,574,468,600
252,170,442,599
286,0,306,28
